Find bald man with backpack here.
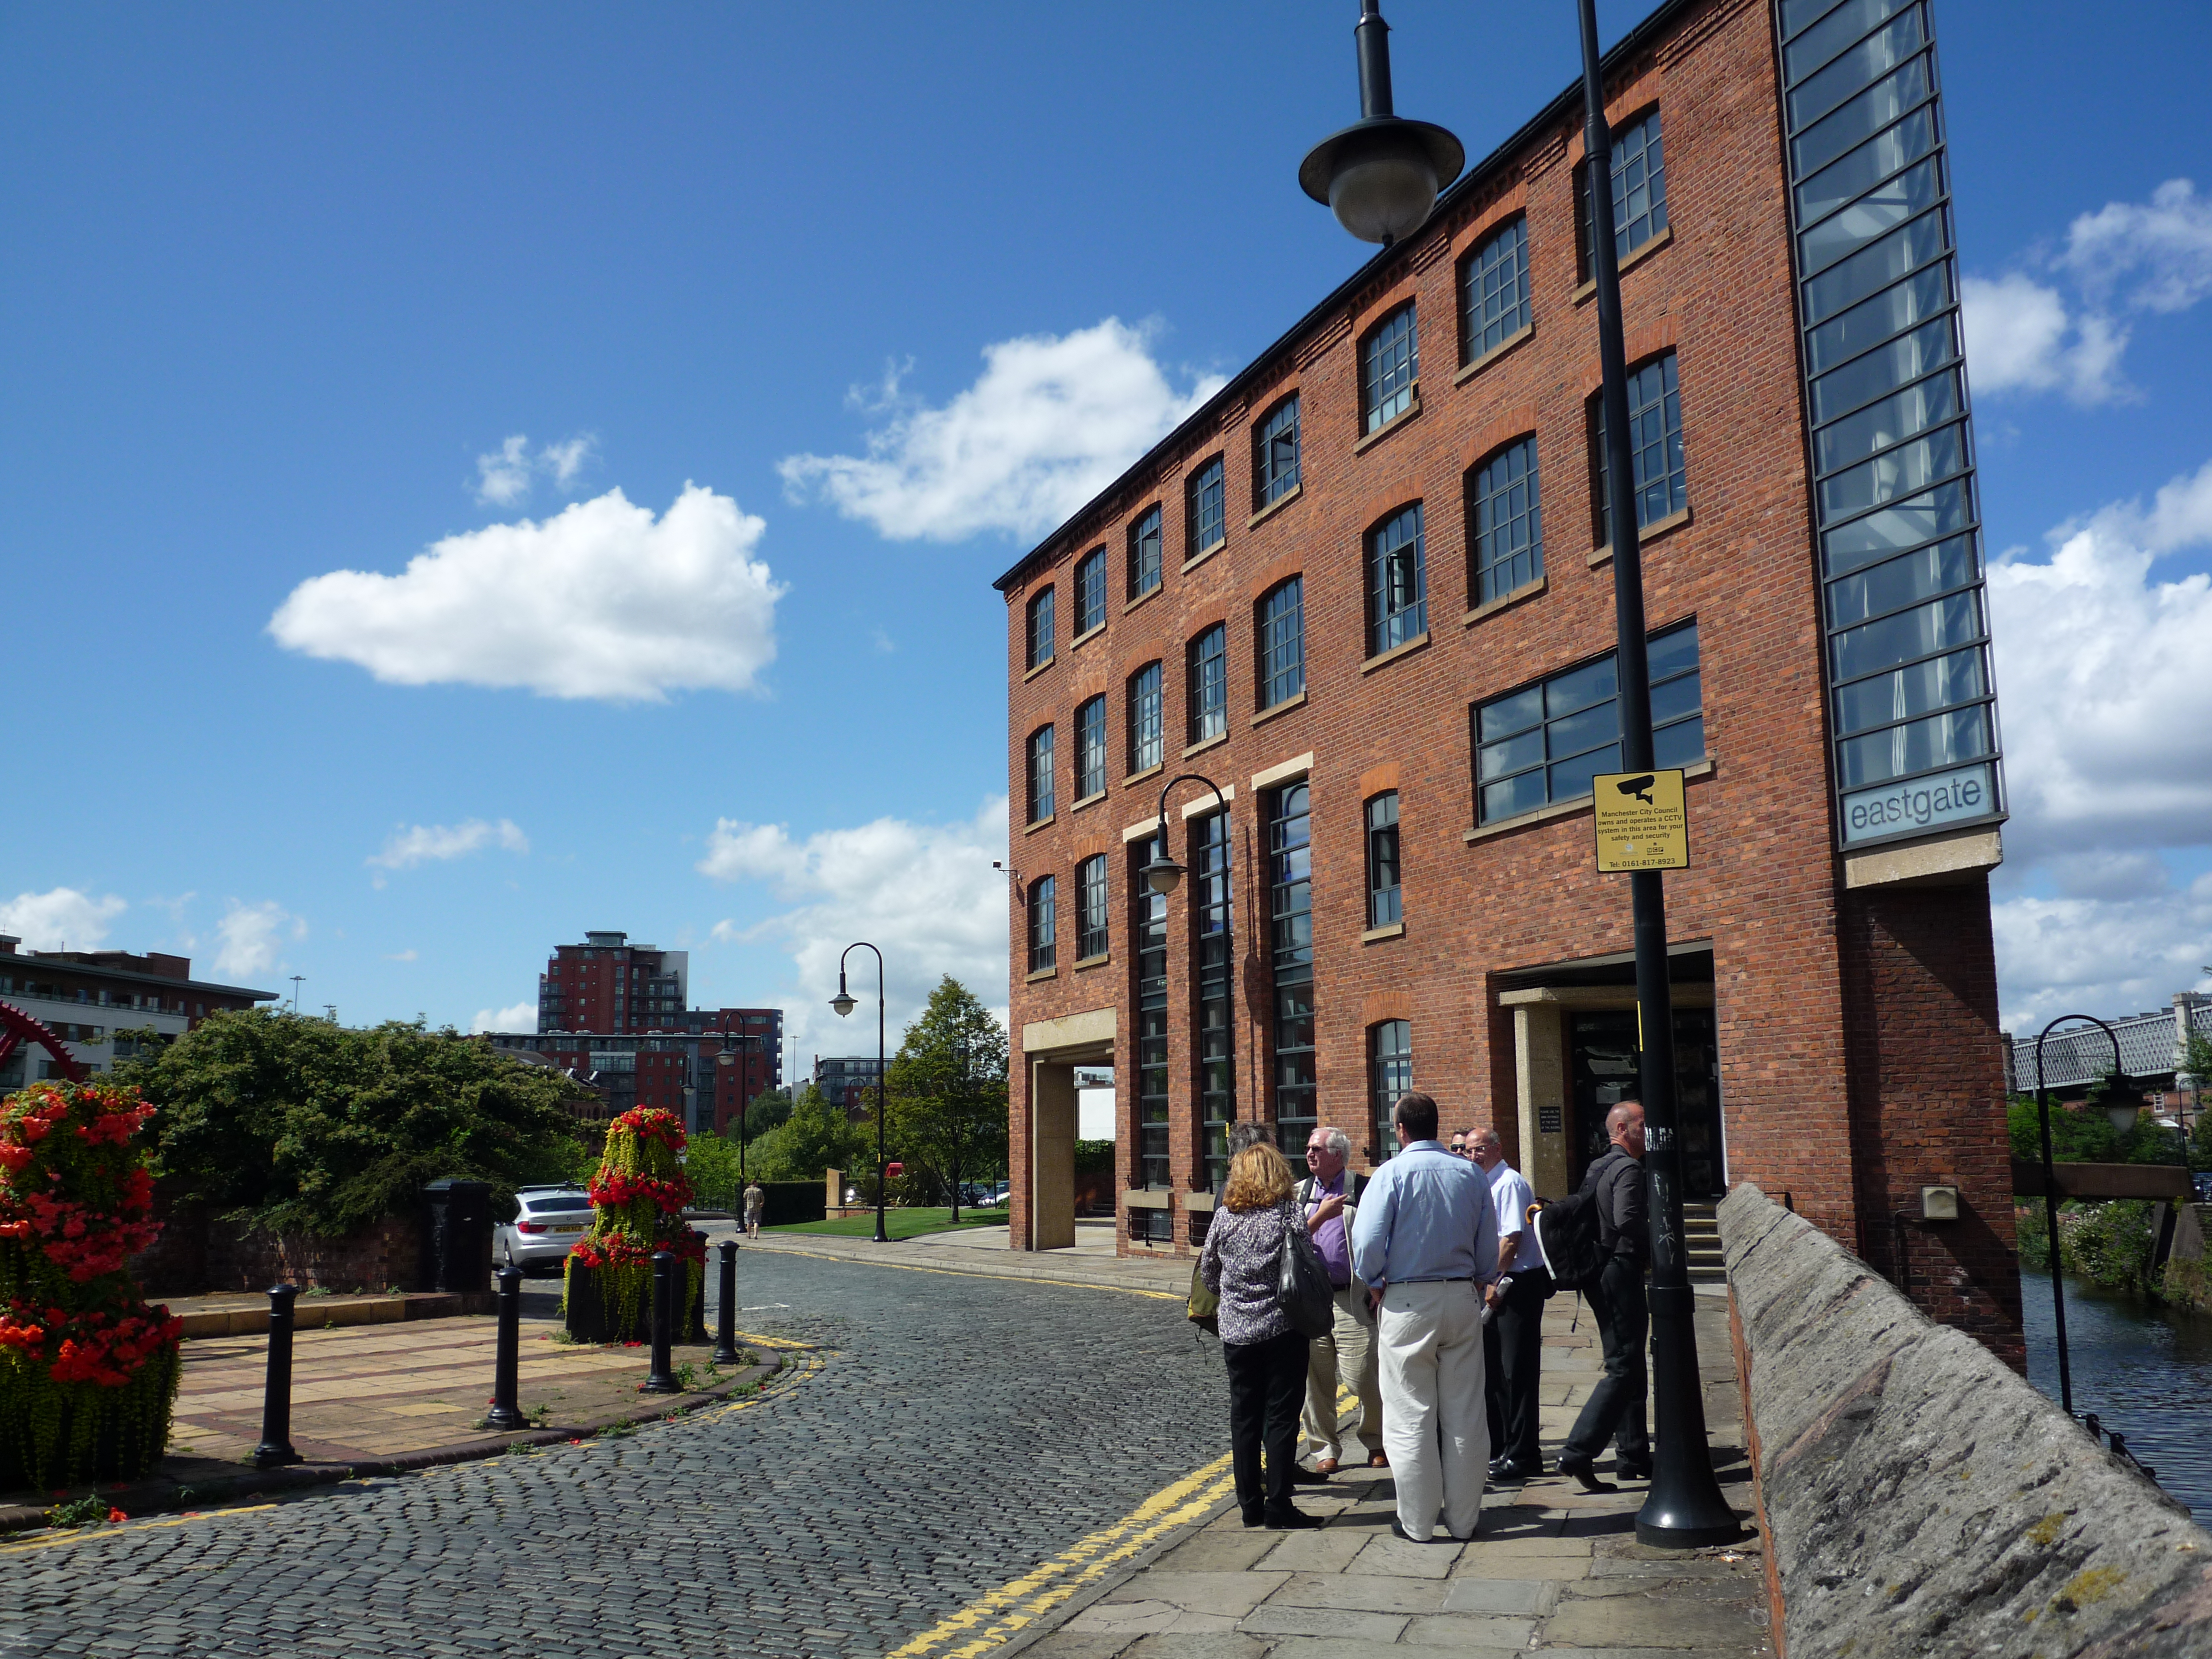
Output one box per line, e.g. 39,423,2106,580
1541,1100,1651,1490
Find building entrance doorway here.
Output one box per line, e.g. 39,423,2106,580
1567,1006,1725,1197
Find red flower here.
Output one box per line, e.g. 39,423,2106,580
105,1508,127,1524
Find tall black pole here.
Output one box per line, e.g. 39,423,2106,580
875,971,888,1244
1577,0,1736,1549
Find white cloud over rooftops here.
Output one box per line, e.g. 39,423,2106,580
367,818,530,876
0,888,127,952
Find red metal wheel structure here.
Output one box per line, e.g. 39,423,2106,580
0,1000,86,1087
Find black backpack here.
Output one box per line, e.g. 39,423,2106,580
1533,1187,1607,1292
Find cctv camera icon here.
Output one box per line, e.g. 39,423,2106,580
1617,775,1656,804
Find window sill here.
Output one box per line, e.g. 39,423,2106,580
1247,483,1302,531
1463,756,1714,844
1252,690,1307,727
1589,505,1692,567
1124,761,1164,789
1182,540,1226,576
1572,225,1674,304
1183,1191,1217,1213
1072,953,1112,972
1124,1189,1171,1209
1124,584,1161,618
1069,622,1107,653
1022,656,1055,683
1023,814,1056,836
1024,966,1058,984
1361,921,1406,943
1360,631,1432,676
1464,576,1547,627
1182,731,1230,760
1454,322,1534,385
1069,789,1108,814
1354,389,1424,455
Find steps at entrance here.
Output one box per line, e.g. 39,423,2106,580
1683,1202,1726,1284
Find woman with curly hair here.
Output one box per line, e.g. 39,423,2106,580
1197,1141,1320,1529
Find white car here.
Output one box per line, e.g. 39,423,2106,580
497,1187,595,1274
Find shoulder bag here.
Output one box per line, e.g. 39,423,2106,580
1275,1200,1336,1339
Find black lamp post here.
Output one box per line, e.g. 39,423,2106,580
719,1029,764,1181
1298,1,1464,245
1298,0,1735,1548
2032,1014,2132,1417
831,942,889,1244
1142,773,1232,1183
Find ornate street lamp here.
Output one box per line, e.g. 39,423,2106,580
2033,1015,2133,1417
1298,1,1464,246
831,943,889,1243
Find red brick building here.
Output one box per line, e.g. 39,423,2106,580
996,0,2022,1362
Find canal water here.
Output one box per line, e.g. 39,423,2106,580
2021,1263,2212,1517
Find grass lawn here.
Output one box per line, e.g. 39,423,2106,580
765,1207,1010,1240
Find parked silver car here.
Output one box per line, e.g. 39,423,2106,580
497,1186,595,1274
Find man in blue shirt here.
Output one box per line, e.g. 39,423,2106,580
1350,1091,1501,1542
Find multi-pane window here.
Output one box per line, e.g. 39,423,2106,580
1257,395,1301,507
1460,215,1531,362
1128,506,1163,600
1193,811,1234,1193
1076,854,1110,962
1133,833,1171,1192
1269,783,1315,1157
1028,875,1056,974
1475,621,1704,824
1074,695,1108,801
1188,456,1226,558
1188,624,1228,744
1778,0,2001,848
1361,304,1418,433
1026,724,1055,822
1369,1020,1413,1163
1469,438,1543,605
1128,661,1164,774
1592,353,1688,546
1257,578,1305,710
1026,587,1055,670
1366,792,1401,927
1074,547,1108,637
1578,108,1669,276
1366,504,1427,656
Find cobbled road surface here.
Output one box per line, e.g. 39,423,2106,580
3,1249,1225,1659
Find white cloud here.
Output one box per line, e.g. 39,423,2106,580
269,484,782,703
777,319,1227,542
1988,456,2212,862
211,901,305,983
474,432,598,505
367,818,529,878
2055,177,2212,316
1961,273,2128,404
0,888,127,951
1992,873,2212,1035
698,797,1009,1055
470,1001,536,1034
385,948,419,962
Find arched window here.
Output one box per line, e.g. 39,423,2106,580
1361,304,1418,433
1074,695,1108,801
1028,875,1057,974
1460,215,1530,362
1365,792,1401,928
1026,587,1055,670
1076,854,1110,962
1469,437,1543,605
1074,547,1108,637
1026,724,1055,823
1369,1020,1414,1162
1128,505,1163,600
1577,108,1668,277
1188,456,1226,559
1128,661,1164,774
1256,578,1305,709
1590,352,1687,546
1256,394,1301,507
1366,504,1427,656
1188,625,1228,744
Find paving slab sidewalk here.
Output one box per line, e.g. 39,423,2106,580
1012,1286,1774,1659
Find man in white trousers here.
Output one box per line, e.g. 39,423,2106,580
1349,1090,1501,1542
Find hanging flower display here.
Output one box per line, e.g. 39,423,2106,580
0,1081,183,1490
562,1107,705,1343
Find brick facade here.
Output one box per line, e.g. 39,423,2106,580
997,0,2019,1363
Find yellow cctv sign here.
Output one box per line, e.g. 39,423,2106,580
1592,769,1689,872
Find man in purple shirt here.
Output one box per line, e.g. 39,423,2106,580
1295,1125,1383,1476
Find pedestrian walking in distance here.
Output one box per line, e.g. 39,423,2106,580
1557,1101,1652,1489
1294,1126,1384,1476
742,1179,765,1241
1468,1129,1548,1482
1349,1091,1501,1542
1198,1142,1322,1530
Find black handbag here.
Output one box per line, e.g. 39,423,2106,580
1275,1201,1336,1339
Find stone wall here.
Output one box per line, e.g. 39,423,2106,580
132,1210,428,1297
1719,1182,2211,1658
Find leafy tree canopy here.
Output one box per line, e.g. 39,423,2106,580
745,1082,867,1182
885,977,1009,1206
114,1009,590,1237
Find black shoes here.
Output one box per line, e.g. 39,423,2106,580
1240,1505,1267,1529
1615,1456,1653,1481
1555,1455,1616,1493
1289,1465,1335,1484
1265,1507,1321,1530
1489,1458,1540,1483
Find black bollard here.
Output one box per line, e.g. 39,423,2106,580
485,1265,526,1430
253,1283,303,1468
712,1238,741,1367
642,1249,680,1393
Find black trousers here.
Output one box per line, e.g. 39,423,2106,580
1483,1267,1550,1467
1224,1330,1309,1515
1561,1255,1650,1465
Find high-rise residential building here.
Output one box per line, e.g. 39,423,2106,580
813,1055,886,1117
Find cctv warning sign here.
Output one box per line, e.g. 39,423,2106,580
1592,769,1690,872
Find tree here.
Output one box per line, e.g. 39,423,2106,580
735,1087,793,1147
113,1009,591,1236
745,1083,866,1182
885,977,1009,1221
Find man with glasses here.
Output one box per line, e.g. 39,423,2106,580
1293,1125,1383,1476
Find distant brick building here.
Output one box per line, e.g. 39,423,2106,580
813,1056,885,1118
0,935,275,1086
997,0,2022,1363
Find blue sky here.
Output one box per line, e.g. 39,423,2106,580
5,1,2210,1065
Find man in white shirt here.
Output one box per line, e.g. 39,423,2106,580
1469,1129,1547,1482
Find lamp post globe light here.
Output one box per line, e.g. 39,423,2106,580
831,943,888,1244
1297,0,1736,1548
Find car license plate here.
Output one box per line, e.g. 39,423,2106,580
548,1225,583,1235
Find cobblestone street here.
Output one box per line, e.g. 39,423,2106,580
1,1250,1225,1659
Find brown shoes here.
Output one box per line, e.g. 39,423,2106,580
1368,1451,1390,1468
1315,1458,1339,1475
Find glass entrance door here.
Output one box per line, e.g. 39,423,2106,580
1568,1007,1725,1197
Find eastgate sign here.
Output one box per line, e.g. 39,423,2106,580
1840,761,1996,846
